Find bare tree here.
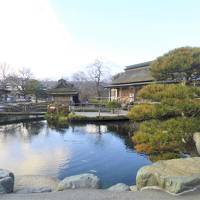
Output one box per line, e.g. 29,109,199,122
19,68,33,80
40,78,57,89
87,59,109,99
72,71,88,83
0,63,10,88
71,59,111,101
17,68,33,97
72,71,95,101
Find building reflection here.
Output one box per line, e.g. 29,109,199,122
84,124,107,134
0,121,46,142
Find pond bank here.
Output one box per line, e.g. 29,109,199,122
0,111,129,125
3,157,200,195
45,111,129,126
0,115,44,125
74,110,128,117
3,157,200,199
2,169,200,199
70,115,129,123
71,111,129,122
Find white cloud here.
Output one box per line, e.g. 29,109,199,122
0,0,99,79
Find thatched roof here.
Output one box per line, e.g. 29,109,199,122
108,61,154,87
125,61,152,70
48,79,78,96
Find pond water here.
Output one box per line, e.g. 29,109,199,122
0,121,151,188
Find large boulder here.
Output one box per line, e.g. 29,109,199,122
108,183,130,191
130,185,138,192
14,175,59,193
193,132,200,155
136,157,200,194
0,169,14,194
57,173,101,191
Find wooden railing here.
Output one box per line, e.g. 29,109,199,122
69,103,110,112
0,102,48,113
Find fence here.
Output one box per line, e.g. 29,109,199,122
0,102,48,113
69,103,109,112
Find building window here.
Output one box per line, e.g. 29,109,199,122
129,93,135,102
111,89,118,100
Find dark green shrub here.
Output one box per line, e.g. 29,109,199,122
132,117,200,160
128,84,200,122
137,84,200,102
128,104,156,121
107,100,121,114
131,47,200,161
150,47,200,83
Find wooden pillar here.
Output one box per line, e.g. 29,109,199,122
119,88,122,101
109,88,111,101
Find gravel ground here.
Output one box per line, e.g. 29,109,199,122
2,189,200,200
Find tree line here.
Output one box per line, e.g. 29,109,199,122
0,59,111,102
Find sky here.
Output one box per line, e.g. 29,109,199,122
0,0,200,79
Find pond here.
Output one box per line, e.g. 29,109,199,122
0,120,151,188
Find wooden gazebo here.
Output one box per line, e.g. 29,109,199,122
48,79,79,106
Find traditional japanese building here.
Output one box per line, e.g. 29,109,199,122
48,79,79,106
107,61,154,103
0,88,10,102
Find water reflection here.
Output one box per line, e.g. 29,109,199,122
0,121,70,177
85,124,108,134
0,121,151,187
0,121,45,142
